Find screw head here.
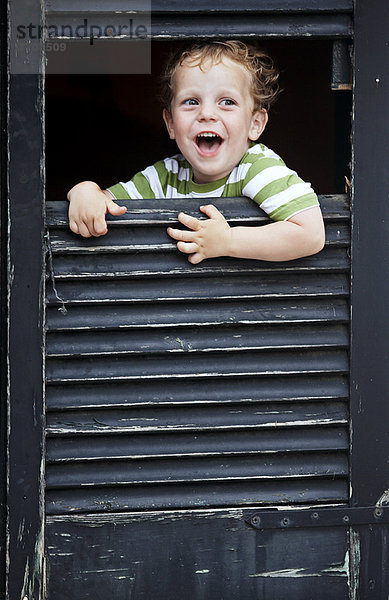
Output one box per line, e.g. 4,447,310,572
282,518,289,526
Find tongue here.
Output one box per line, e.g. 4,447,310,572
198,137,221,153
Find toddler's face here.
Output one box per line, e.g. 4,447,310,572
163,58,267,184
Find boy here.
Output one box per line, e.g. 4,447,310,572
68,41,325,264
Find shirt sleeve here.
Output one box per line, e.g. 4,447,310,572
241,153,319,221
107,158,178,200
107,171,156,200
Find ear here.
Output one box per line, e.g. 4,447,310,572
163,108,175,140
249,109,268,141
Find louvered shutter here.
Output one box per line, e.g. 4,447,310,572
45,195,350,514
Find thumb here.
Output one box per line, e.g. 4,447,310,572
105,198,127,216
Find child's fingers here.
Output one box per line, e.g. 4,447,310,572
69,220,80,235
93,215,108,236
177,241,198,254
200,204,224,220
177,212,200,230
188,252,204,265
167,227,195,242
77,221,92,238
106,199,127,216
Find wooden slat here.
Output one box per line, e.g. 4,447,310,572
46,479,349,514
48,221,349,252
46,374,349,409
46,400,348,435
46,452,348,488
49,246,349,278
46,274,350,306
47,425,349,461
46,323,348,356
46,195,349,227
46,297,349,332
46,0,353,14
46,348,349,383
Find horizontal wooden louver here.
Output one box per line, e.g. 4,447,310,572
45,195,350,514
46,1,353,12
45,1,353,39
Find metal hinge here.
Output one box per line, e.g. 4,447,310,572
246,506,389,530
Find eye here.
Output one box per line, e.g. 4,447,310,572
183,98,198,106
220,98,235,106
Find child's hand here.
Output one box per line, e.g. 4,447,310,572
167,204,232,264
67,181,127,237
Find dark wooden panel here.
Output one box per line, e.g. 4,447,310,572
46,511,350,599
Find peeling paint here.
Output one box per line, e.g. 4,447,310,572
18,518,26,544
376,490,389,507
249,558,349,579
348,529,360,600
321,550,349,577
249,568,319,578
81,568,130,574
46,230,68,314
19,521,47,600
195,569,210,574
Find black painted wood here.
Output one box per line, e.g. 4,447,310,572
45,3,353,39
7,78,46,600
45,195,350,517
47,0,353,13
351,0,389,511
12,0,389,595
46,512,350,599
351,1,389,596
0,0,7,594
6,0,46,597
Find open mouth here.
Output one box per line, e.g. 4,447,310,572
195,132,223,155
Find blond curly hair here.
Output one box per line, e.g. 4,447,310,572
160,40,279,113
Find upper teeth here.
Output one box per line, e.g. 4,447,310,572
198,133,218,138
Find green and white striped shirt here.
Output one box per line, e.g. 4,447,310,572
108,143,319,221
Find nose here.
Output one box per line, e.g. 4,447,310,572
198,101,217,121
